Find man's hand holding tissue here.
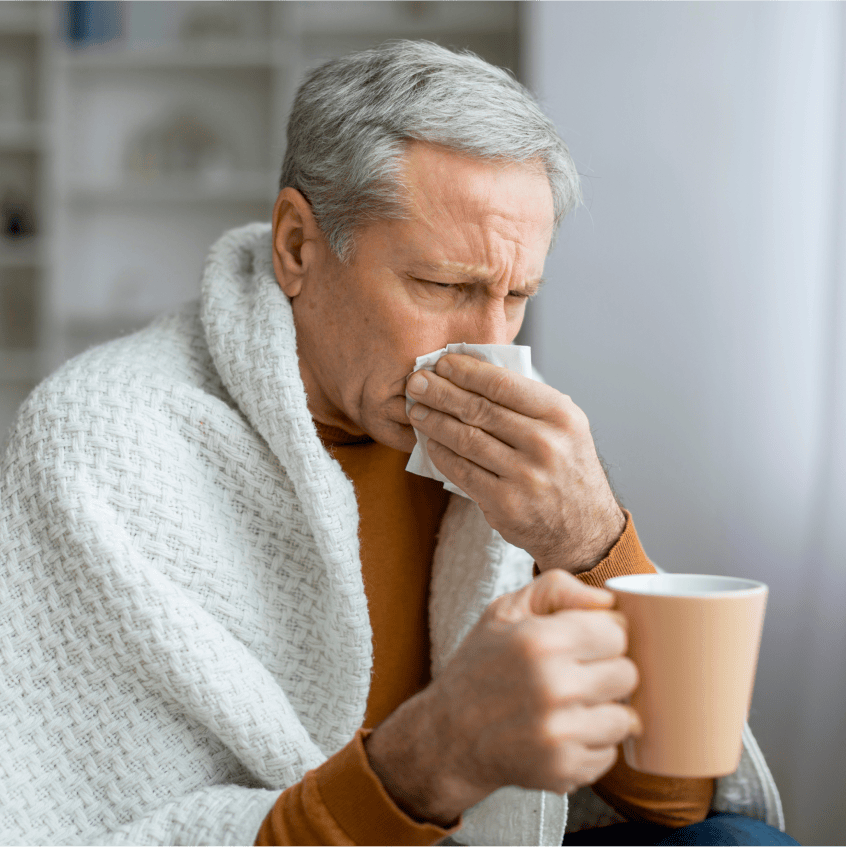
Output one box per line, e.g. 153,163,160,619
406,353,626,574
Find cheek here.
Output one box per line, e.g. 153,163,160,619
380,300,448,354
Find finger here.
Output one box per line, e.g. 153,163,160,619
537,608,628,662
435,354,562,420
425,437,499,501
407,369,531,451
551,702,642,749
529,569,615,616
410,404,516,475
548,740,619,791
562,656,640,707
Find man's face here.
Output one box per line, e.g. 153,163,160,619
273,142,555,453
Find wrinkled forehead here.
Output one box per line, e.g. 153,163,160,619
401,143,552,217
395,144,555,267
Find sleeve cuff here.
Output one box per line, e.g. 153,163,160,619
533,511,656,584
576,510,657,587
314,728,460,846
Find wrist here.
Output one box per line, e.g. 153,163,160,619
537,507,627,574
363,689,474,828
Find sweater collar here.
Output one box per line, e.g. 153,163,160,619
313,420,374,447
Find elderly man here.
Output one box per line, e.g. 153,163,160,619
0,41,790,846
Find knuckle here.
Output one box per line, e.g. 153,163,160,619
450,464,475,496
539,568,571,592
549,394,573,426
488,368,512,402
520,465,549,494
455,424,481,456
531,432,558,467
570,405,591,435
431,381,450,408
555,395,589,433
465,393,490,427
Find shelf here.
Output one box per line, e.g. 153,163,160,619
0,349,42,384
59,41,278,71
0,239,45,268
66,173,277,206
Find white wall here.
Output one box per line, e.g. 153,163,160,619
526,4,845,844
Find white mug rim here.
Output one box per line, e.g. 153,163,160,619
605,573,768,597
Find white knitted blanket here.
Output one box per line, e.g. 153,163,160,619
0,224,782,845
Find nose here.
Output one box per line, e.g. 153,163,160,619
451,303,510,346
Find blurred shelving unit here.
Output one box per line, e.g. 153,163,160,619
0,0,51,440
0,1,520,442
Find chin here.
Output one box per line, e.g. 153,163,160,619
372,419,417,454
363,396,418,453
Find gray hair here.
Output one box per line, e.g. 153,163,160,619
280,39,581,263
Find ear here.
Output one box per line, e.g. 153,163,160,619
271,187,322,298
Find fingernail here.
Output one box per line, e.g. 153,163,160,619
437,358,452,378
410,403,429,421
407,372,428,395
630,713,644,736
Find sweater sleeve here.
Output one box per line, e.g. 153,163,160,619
575,513,716,828
254,729,458,846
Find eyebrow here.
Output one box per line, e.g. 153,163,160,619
415,261,547,295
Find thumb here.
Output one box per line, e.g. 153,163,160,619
529,568,615,616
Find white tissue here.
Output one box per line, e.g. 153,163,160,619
405,343,533,498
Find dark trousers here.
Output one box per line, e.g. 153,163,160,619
562,812,801,845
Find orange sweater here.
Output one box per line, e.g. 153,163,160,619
255,426,713,845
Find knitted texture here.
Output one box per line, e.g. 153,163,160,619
0,224,780,845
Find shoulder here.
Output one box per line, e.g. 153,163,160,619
53,301,230,401
32,301,234,410
3,302,251,476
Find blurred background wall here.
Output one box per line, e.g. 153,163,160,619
527,4,846,845
1,3,843,844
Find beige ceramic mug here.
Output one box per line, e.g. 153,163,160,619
605,573,768,778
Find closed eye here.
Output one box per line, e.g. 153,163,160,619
411,277,453,288
411,277,531,299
